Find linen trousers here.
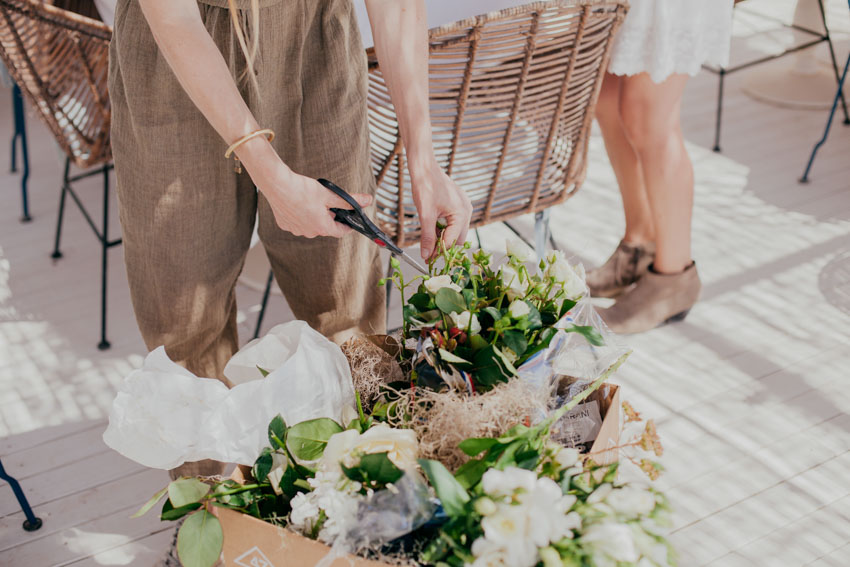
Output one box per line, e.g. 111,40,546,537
109,0,386,477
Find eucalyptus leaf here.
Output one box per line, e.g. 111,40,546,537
132,485,168,518
418,459,470,518
168,478,210,508
435,288,466,314
286,418,343,462
177,510,223,567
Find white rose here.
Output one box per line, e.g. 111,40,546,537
321,429,361,472
582,522,639,563
449,310,482,335
506,238,535,262
499,264,527,300
481,466,536,498
555,447,580,469
545,251,586,300
508,299,531,319
607,486,657,517
352,423,419,471
425,274,462,295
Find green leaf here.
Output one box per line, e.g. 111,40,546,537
502,330,528,357
177,510,223,567
268,414,287,450
409,292,433,311
168,478,211,508
565,324,605,346
482,306,503,323
256,365,270,378
342,452,404,486
458,437,501,457
468,334,489,351
252,448,274,483
278,464,301,497
435,288,466,314
559,298,578,319
286,418,343,462
418,459,470,518
461,288,477,309
453,458,491,490
526,303,543,330
161,499,203,521
132,485,169,518
472,345,511,390
438,348,471,365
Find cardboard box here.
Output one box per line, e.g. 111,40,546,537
214,384,621,567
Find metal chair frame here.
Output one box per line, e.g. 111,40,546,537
0,458,42,532
9,82,30,221
705,0,849,152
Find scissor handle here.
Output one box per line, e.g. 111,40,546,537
318,178,403,255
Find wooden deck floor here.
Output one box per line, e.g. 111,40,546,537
1,1,849,565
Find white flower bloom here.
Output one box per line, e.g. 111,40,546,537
582,522,639,563
481,466,536,498
469,538,512,567
481,511,538,567
425,274,462,295
506,238,535,262
607,486,657,517
545,251,586,300
321,424,419,474
499,264,527,300
474,497,498,516
521,477,578,545
508,299,531,319
587,482,614,504
449,310,482,335
555,447,580,469
321,429,361,472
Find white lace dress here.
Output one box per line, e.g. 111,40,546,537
608,0,735,83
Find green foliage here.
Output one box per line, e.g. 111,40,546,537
435,287,466,314
418,459,470,518
177,510,223,567
168,478,211,508
286,418,343,462
341,452,404,489
132,485,168,518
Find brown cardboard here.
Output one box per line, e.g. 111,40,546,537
215,384,621,566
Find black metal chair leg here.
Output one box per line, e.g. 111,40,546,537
253,269,275,340
800,50,850,183
713,69,726,153
0,458,42,532
98,165,111,350
11,85,31,222
51,159,71,260
817,0,850,125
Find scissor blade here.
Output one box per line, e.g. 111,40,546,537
396,252,429,276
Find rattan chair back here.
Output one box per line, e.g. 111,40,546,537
367,0,626,247
0,0,111,169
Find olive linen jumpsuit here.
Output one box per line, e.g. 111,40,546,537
109,0,386,474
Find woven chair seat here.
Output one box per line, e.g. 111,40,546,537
367,0,626,247
0,0,111,169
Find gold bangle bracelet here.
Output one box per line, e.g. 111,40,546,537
224,128,275,173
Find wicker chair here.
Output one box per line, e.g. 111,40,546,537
0,0,117,349
254,0,627,337
367,0,626,252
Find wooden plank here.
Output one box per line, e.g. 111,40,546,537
0,450,146,517
0,467,168,553
62,529,174,567
3,503,174,567
1,424,113,480
0,420,104,456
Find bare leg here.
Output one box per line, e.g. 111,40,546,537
595,72,655,245
619,72,693,274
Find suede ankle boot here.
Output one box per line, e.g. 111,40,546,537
599,262,701,334
586,240,656,298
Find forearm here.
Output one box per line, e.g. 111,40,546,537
365,0,435,177
138,0,282,175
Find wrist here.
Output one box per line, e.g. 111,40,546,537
406,152,440,182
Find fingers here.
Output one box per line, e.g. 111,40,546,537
322,211,352,238
441,220,463,252
351,193,374,208
419,212,437,260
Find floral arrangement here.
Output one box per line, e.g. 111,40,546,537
124,242,671,567
383,240,604,392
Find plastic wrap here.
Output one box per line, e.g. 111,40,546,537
103,321,357,469
517,297,631,395
317,472,436,567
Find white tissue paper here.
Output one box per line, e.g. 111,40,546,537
103,321,358,470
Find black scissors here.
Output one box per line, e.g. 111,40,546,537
318,178,429,276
